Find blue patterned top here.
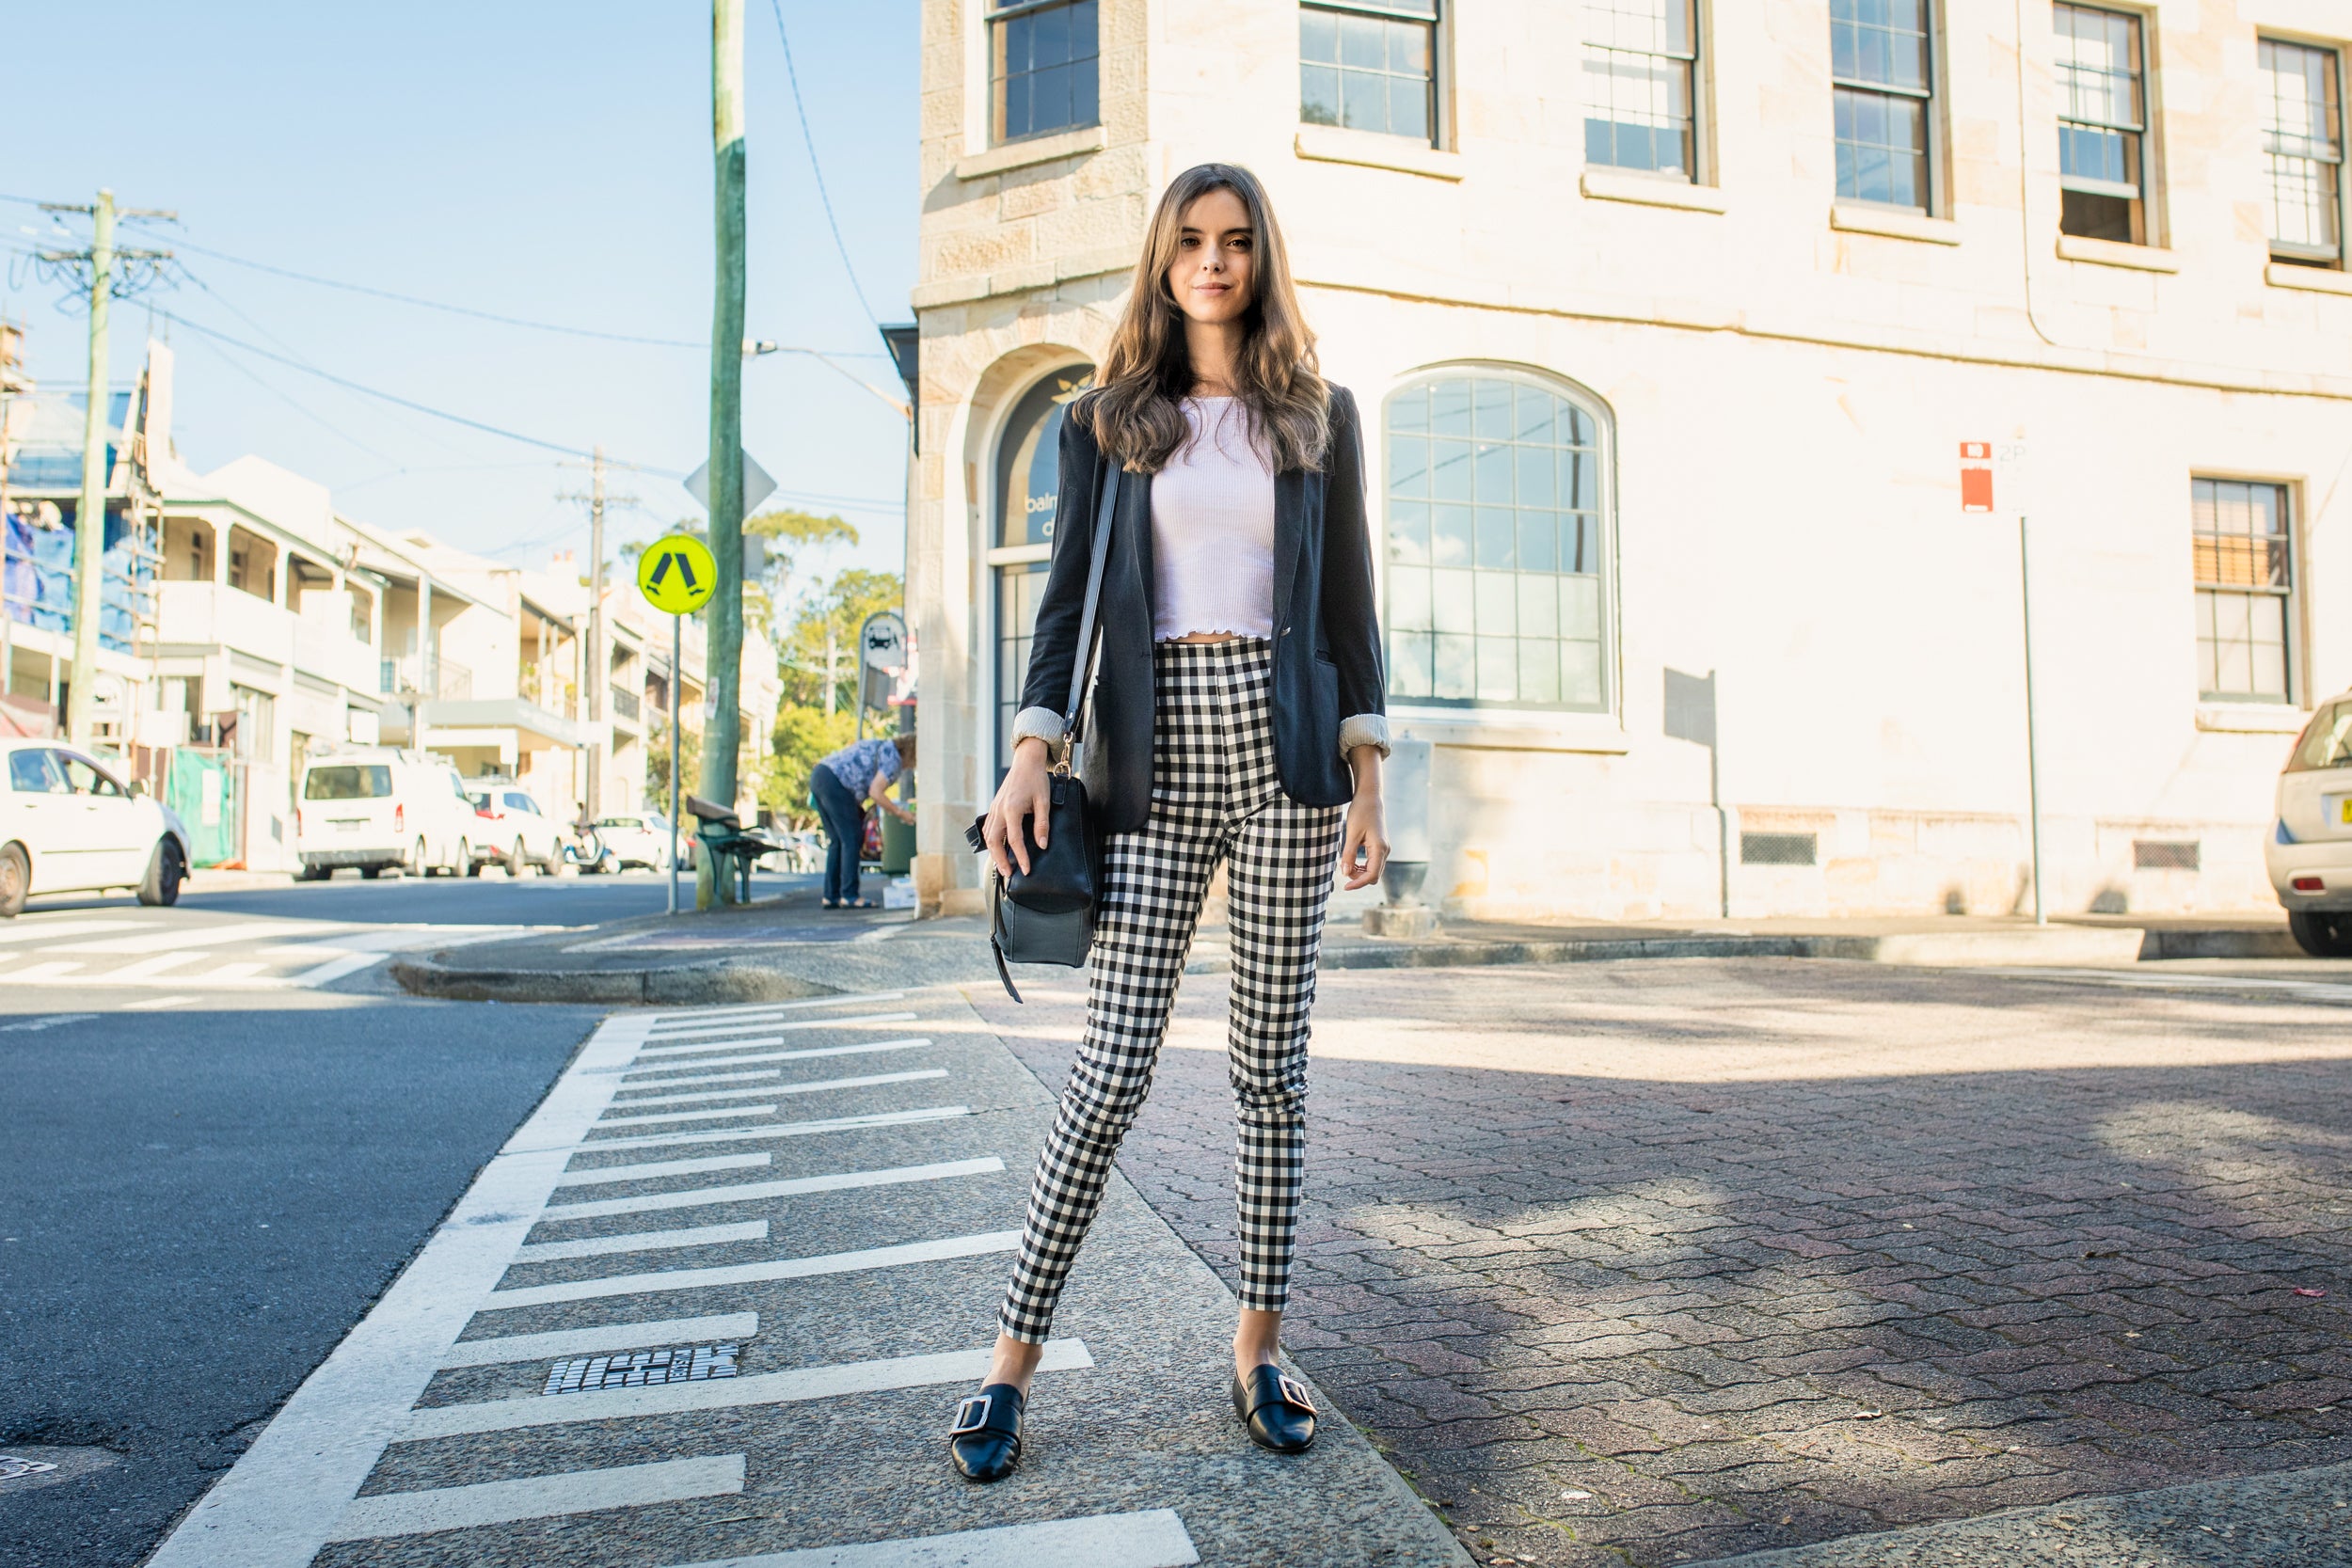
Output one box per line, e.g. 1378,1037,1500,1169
819,736,904,794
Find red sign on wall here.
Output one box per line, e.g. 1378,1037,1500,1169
1959,441,1994,513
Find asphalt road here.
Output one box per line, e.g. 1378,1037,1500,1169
0,981,599,1568
23,865,738,928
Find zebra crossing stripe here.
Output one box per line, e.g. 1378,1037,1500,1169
622,1038,934,1078
555,1105,969,1157
552,1153,771,1187
326,1455,745,1542
512,1220,767,1263
438,1314,759,1370
485,1230,1021,1309
538,1158,1005,1222
637,1012,919,1050
651,1508,1200,1568
400,1341,1090,1441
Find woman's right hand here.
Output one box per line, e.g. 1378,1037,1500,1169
982,736,1056,880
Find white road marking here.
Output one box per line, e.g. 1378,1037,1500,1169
1979,965,2352,1003
142,1009,646,1568
559,1105,971,1156
6,960,84,982
192,960,270,985
402,1340,1090,1442
628,991,907,1023
655,1509,1201,1568
120,994,201,1011
637,1012,920,1049
326,1455,745,1542
595,1070,949,1124
105,951,213,981
513,1219,768,1263
0,1012,97,1032
539,1158,1007,1222
612,1069,784,1093
485,1229,1022,1309
42,921,328,956
592,1104,785,1129
552,1153,772,1188
285,952,390,988
609,1085,789,1110
437,1313,760,1370
0,919,148,945
622,1037,935,1077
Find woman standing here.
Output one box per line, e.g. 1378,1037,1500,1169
810,732,914,910
955,163,1389,1481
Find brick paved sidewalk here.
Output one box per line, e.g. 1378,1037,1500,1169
974,958,2352,1568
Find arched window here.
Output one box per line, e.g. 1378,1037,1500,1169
1383,371,1613,712
991,364,1092,772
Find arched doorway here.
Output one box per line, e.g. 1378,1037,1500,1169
988,362,1091,775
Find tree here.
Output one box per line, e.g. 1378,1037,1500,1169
765,704,859,825
779,566,904,713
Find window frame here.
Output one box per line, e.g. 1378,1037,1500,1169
2258,34,2347,270
2190,476,2300,708
1828,0,1943,214
1298,0,1446,150
987,0,1102,149
2053,1,2155,245
982,361,1094,781
1379,366,1621,721
1580,0,1708,185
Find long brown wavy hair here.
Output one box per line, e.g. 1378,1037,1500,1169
1077,163,1329,475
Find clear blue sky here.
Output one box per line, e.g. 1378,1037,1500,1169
4,2,917,580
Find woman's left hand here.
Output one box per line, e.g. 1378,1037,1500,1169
1339,758,1389,893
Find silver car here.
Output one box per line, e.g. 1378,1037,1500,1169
2265,691,2352,957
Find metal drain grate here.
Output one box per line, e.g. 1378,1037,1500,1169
545,1343,739,1394
1740,832,1819,867
2133,839,2201,872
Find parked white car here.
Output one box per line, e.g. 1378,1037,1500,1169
295,749,477,879
592,811,694,871
2266,691,2352,957
1,738,194,916
466,781,564,875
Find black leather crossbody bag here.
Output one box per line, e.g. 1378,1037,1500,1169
963,465,1119,1001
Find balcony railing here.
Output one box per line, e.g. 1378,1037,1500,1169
382,656,472,702
610,688,640,721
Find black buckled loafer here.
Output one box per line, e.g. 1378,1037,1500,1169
947,1383,1025,1482
1232,1364,1317,1453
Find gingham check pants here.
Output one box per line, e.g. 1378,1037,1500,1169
998,638,1348,1343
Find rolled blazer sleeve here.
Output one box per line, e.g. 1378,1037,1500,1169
1010,411,1107,750
1322,388,1391,759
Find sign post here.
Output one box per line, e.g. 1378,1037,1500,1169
638,533,719,915
854,610,910,740
1964,440,2043,925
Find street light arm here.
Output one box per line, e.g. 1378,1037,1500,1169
743,341,910,420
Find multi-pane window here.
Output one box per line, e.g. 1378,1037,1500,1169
1831,0,1934,210
2261,39,2344,267
2055,4,2148,244
2192,479,2296,705
1581,0,1699,180
1385,375,1611,713
992,367,1090,775
1300,1,1438,145
990,0,1099,145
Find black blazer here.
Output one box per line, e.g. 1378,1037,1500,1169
1017,385,1385,836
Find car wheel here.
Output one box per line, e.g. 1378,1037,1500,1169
0,842,27,918
137,838,186,907
296,863,330,882
2288,911,2352,958
360,864,384,879
512,838,530,878
456,839,471,879
404,837,427,878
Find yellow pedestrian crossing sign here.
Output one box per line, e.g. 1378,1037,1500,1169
638,533,717,615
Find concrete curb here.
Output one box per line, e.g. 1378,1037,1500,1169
1187,925,2153,975
387,955,843,1006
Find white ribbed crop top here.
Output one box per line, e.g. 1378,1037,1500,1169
1150,398,1277,642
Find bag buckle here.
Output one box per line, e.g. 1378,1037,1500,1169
950,1393,994,1436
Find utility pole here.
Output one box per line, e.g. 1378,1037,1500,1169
700,0,749,910
37,189,171,746
558,445,636,818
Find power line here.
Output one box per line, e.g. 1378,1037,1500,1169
151,306,683,475
767,0,881,329
120,218,892,358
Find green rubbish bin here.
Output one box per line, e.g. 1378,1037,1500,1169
880,811,914,876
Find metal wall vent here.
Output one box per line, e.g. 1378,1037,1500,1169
2133,839,2201,872
546,1343,739,1395
1740,832,1820,867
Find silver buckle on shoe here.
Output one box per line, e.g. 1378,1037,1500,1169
950,1394,993,1436
1279,1375,1317,1415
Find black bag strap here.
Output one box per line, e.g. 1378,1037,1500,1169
1060,462,1120,746
987,875,1024,1003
